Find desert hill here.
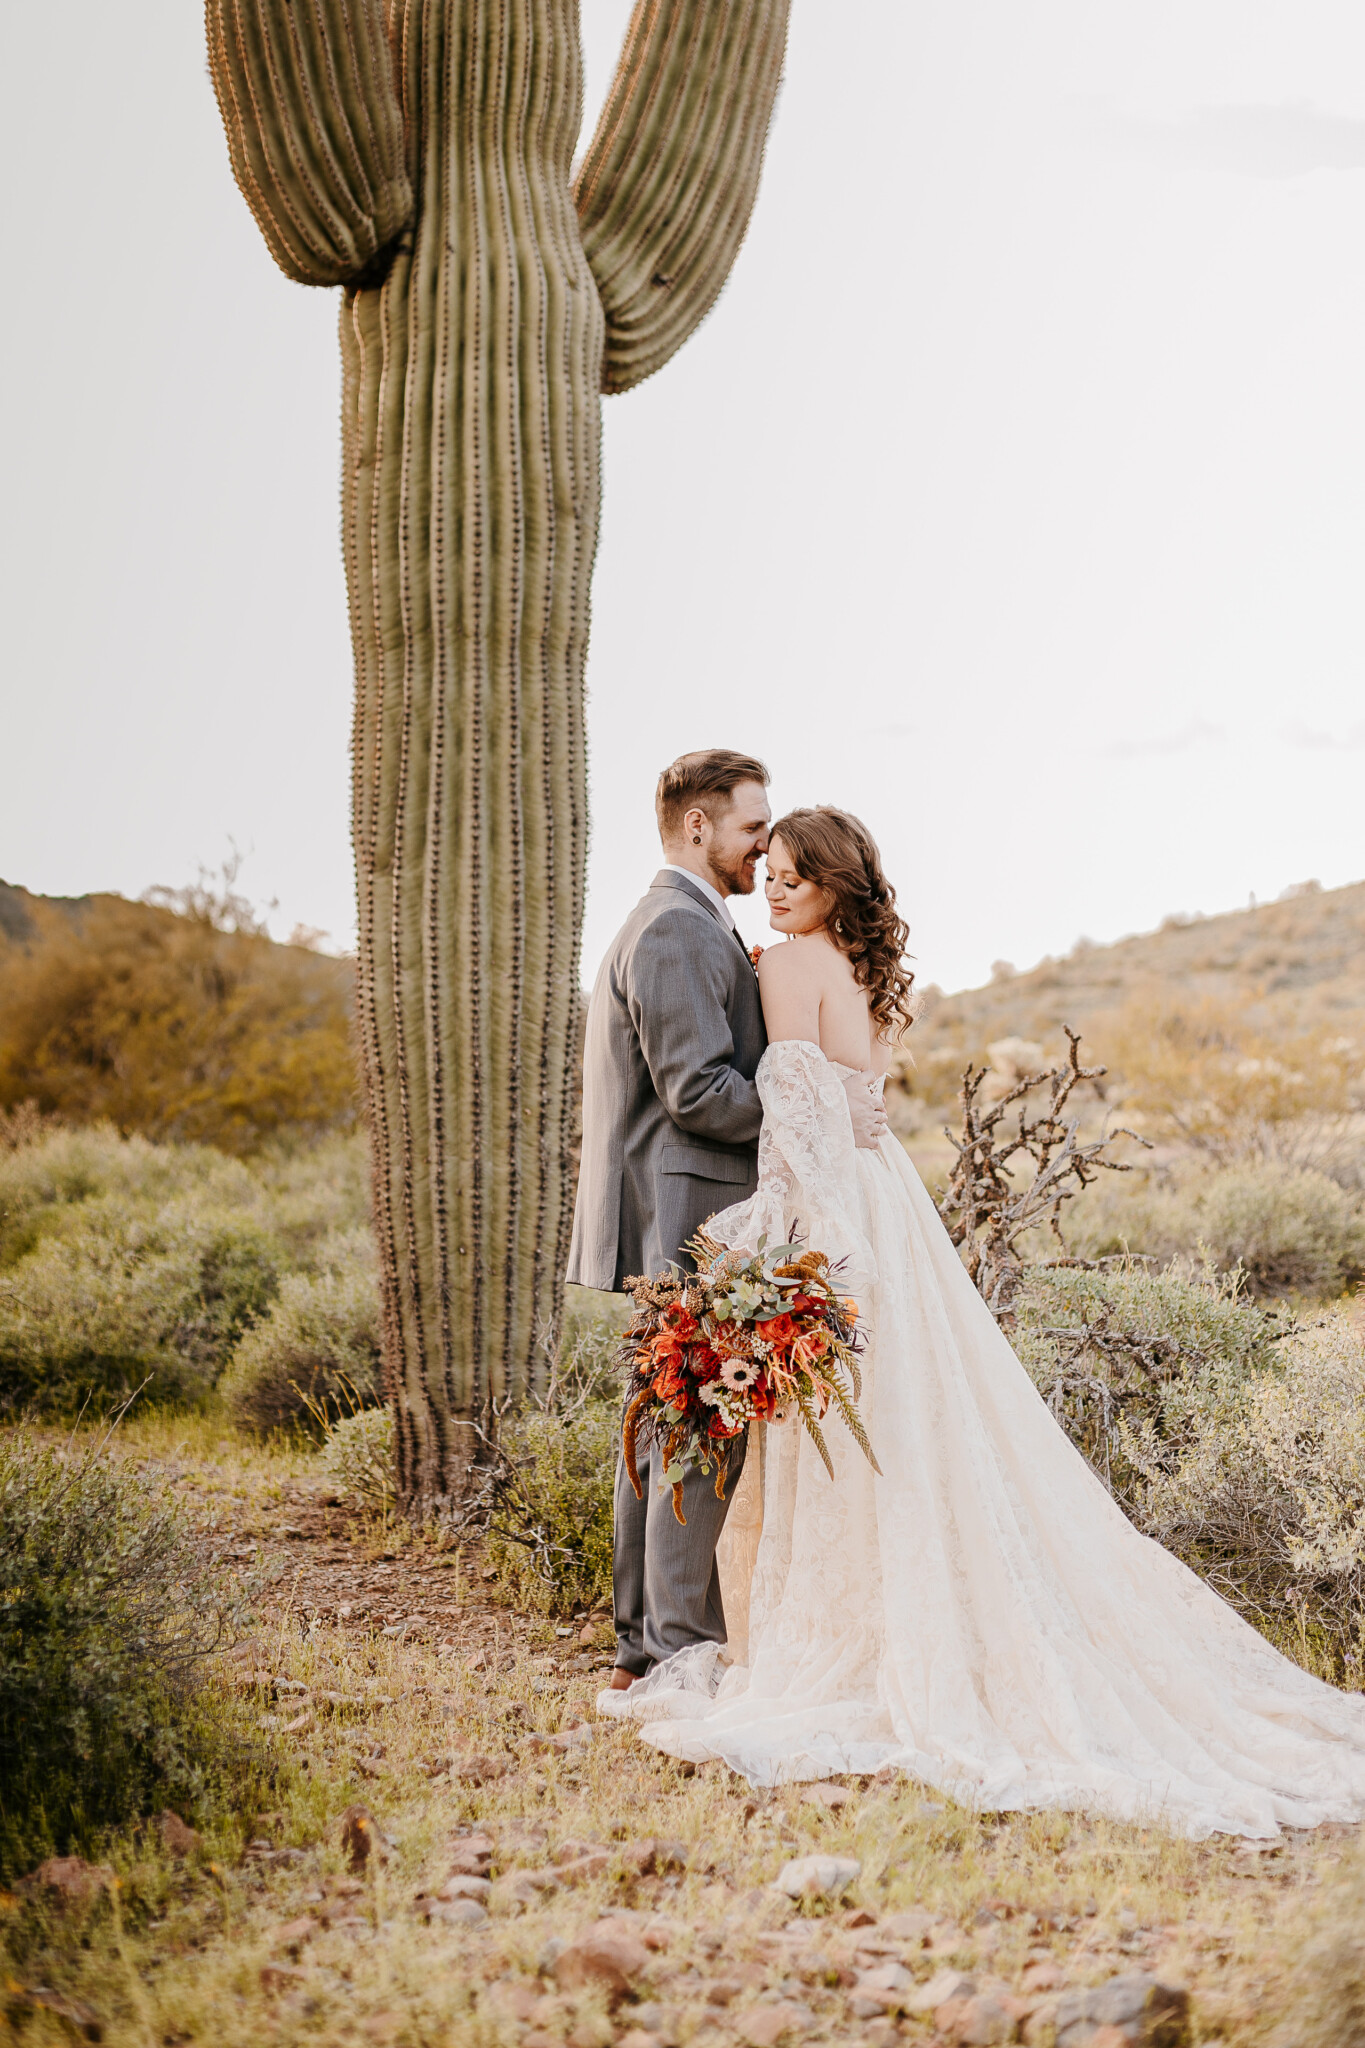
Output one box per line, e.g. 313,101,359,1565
898,878,1365,1111
0,878,356,1152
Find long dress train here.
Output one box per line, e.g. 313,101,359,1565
606,1038,1365,1840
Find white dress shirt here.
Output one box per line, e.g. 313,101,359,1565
661,863,738,932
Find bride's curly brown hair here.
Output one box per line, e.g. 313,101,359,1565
767,807,916,1042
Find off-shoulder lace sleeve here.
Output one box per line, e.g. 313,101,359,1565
708,1040,879,1291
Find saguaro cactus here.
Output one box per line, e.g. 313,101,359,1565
207,0,789,1508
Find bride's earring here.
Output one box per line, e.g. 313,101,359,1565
834,918,844,934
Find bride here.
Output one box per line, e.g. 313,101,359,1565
601,805,1365,1839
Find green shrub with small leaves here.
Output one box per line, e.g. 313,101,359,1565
1060,1159,1365,1298
321,1403,395,1512
0,1193,282,1416
484,1291,626,1617
0,1427,267,1875
219,1231,381,1436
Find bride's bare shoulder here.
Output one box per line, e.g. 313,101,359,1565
755,935,836,991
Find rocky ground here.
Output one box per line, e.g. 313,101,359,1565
3,1447,1358,2047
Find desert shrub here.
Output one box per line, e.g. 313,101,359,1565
484,1404,616,1616
1192,1164,1365,1297
1132,1312,1365,1683
1058,1160,1365,1299
0,1123,258,1272
249,1132,372,1261
1014,1259,1284,1502
1018,1263,1365,1682
483,1290,626,1616
220,1231,381,1436
0,1427,258,1875
0,1193,282,1416
321,1403,394,1512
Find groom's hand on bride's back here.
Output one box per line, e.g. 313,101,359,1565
844,1072,888,1150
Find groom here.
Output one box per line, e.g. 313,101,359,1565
568,749,887,1692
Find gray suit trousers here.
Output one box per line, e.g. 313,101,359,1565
612,1421,750,1675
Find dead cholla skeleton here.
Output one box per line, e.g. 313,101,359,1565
936,1027,1150,1320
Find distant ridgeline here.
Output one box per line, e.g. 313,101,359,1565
894,879,1365,1122
0,881,357,1155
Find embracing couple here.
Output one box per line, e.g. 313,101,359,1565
569,750,1365,1839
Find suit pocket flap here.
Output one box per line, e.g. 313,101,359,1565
660,1143,753,1184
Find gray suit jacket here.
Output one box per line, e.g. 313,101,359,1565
568,870,767,1291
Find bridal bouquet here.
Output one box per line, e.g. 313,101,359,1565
618,1236,880,1525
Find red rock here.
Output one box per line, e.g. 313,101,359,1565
621,1837,689,1877
158,1811,201,1857
448,1834,495,1875
436,1875,491,1902
260,1962,308,1994
939,1993,1018,2045
801,1781,852,1809
485,1982,540,2022
553,1923,651,1997
1022,1960,1066,1992
734,2002,815,2046
31,1857,109,1903
268,1916,318,1953
450,1753,509,1784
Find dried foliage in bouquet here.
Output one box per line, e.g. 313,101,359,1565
936,1026,1150,1320
618,1235,878,1526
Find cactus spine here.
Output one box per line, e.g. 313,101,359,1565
207,0,789,1509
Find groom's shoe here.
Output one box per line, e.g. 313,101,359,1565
608,1667,639,1691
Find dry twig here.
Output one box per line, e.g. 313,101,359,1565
936,1026,1150,1321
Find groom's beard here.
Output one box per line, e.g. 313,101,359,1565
711,850,759,897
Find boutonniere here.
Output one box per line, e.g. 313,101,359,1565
749,944,764,969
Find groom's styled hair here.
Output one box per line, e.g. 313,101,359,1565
655,749,770,840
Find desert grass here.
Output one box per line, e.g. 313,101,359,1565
1,1422,1359,2047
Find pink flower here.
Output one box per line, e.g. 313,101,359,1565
720,1357,760,1391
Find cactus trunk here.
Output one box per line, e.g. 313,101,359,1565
208,0,789,1510
344,2,600,1504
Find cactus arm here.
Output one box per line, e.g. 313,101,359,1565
207,0,413,287
573,0,789,394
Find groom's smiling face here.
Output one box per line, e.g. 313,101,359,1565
689,780,771,898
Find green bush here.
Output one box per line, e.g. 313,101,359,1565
484,1404,617,1617
1060,1159,1365,1298
0,1123,378,1417
321,1403,395,1512
1014,1259,1283,1480
219,1230,381,1435
1132,1312,1365,1684
483,1289,626,1617
0,1427,263,1875
1194,1164,1365,1297
0,1194,281,1416
1016,1262,1365,1683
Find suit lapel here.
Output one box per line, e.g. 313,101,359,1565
650,870,759,973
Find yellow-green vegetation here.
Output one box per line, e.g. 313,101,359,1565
1,1494,1361,2047
0,879,357,1153
0,1121,370,1418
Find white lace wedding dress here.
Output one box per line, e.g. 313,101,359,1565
604,1038,1365,1838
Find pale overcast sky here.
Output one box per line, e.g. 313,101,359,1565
3,3,1364,993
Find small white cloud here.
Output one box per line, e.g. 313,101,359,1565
1282,720,1365,751
1103,719,1225,760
